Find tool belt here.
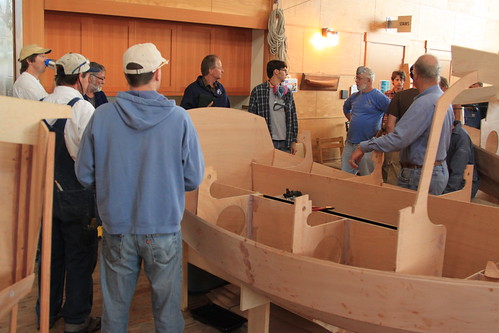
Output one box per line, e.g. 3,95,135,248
400,160,443,169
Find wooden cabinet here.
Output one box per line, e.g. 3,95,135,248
43,11,251,96
175,24,212,93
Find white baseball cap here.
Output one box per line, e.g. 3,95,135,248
56,53,99,75
123,43,168,74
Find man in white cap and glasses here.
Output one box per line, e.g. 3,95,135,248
76,43,204,332
39,52,101,333
13,44,51,100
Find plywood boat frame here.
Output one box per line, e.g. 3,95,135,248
182,46,499,332
0,96,71,333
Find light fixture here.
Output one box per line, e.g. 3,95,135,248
321,28,339,47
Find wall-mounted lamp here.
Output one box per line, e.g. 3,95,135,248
321,28,339,47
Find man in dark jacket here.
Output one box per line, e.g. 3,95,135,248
443,120,480,198
180,54,230,109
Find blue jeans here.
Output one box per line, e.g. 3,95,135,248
397,162,449,195
341,141,374,176
100,231,184,333
272,140,290,153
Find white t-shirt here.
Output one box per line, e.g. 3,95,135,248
12,72,48,101
44,86,95,160
268,87,286,140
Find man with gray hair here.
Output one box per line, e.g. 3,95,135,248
349,54,454,195
180,54,230,109
341,66,390,175
84,61,109,108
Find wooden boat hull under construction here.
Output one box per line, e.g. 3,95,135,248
182,45,499,332
183,205,499,333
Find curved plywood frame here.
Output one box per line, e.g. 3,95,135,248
188,108,274,190
0,96,70,332
182,209,499,333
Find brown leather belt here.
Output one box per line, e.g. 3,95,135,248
400,160,443,169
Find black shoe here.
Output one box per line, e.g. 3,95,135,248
64,316,101,333
37,313,62,330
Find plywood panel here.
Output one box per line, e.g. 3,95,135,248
213,27,252,95
298,118,346,162
282,0,320,27
0,143,20,290
293,91,316,118
365,42,405,90
302,28,322,74
286,25,304,73
348,222,397,270
317,0,374,33
189,108,274,189
315,90,342,118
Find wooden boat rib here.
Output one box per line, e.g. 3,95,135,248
182,46,499,332
0,96,70,332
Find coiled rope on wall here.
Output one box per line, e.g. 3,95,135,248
267,8,288,62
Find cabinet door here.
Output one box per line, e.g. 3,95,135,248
175,24,212,94
44,12,252,96
81,15,131,95
130,20,175,93
43,12,83,93
212,27,251,95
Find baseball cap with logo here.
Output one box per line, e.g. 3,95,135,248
56,53,99,75
18,44,52,62
123,43,168,74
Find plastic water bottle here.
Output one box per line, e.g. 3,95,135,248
45,59,56,69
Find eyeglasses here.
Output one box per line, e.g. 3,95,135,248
72,60,89,74
91,74,106,81
273,102,286,111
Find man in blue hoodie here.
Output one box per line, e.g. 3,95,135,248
76,43,205,333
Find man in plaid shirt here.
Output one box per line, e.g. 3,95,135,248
248,60,298,154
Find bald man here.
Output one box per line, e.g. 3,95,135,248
349,54,454,195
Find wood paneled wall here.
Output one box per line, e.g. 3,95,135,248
42,12,252,96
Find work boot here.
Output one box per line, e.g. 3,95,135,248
64,316,101,333
37,313,62,330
